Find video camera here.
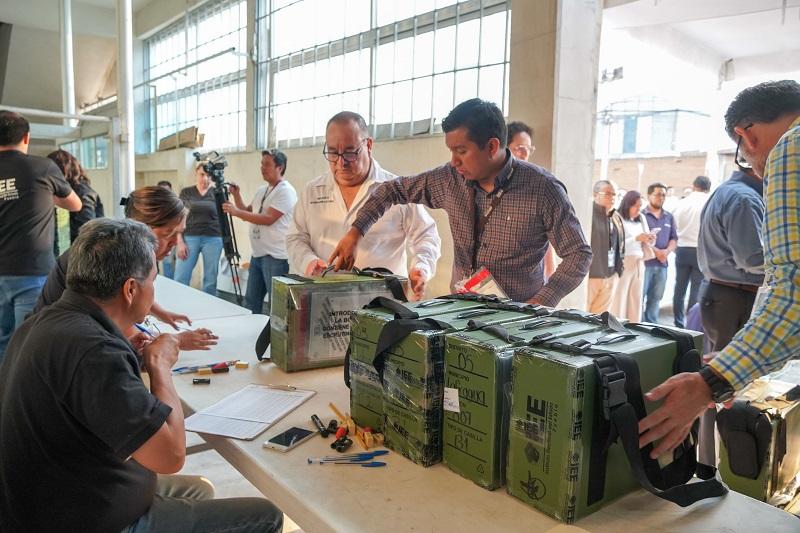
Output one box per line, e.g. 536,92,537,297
193,150,243,304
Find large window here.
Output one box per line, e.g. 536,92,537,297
60,135,109,170
142,0,248,153
255,0,510,148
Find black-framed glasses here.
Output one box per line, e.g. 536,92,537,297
735,123,754,170
323,139,366,163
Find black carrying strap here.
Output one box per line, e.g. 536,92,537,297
353,267,408,302
589,354,727,507
363,296,418,319
485,301,550,316
371,317,452,385
717,402,774,480
466,319,524,343
437,293,504,304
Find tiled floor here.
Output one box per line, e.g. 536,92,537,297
180,432,303,533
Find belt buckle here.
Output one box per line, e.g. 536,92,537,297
601,370,627,420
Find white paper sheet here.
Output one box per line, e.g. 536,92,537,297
185,384,315,440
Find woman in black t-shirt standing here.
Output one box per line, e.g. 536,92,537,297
174,164,223,295
47,149,105,242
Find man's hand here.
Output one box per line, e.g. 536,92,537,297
328,227,362,271
176,242,189,261
222,202,241,217
151,308,192,330
176,328,219,351
228,182,241,196
638,372,713,458
408,268,428,301
305,259,328,276
655,249,669,264
141,334,181,374
128,330,153,353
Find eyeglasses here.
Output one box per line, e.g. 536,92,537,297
142,316,162,336
735,123,754,170
323,139,367,163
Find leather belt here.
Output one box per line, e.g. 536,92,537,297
710,279,759,294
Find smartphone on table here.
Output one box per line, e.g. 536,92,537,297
263,426,316,452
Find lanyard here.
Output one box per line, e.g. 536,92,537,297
471,161,517,271
257,181,281,214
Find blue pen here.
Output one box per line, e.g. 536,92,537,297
134,323,157,337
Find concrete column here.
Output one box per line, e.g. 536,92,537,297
115,0,136,218
509,0,602,310
60,0,76,127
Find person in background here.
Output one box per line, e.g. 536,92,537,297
224,149,297,314
286,111,441,300
46,149,104,242
507,119,557,281
587,180,624,314
33,186,216,351
0,219,282,533
156,180,177,279
0,111,81,362
671,175,711,328
610,190,654,321
641,182,678,323
639,80,800,459
329,99,591,306
175,164,223,295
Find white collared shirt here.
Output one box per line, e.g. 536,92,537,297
286,159,441,278
672,190,710,247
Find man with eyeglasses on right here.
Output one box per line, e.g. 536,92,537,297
638,80,800,459
286,111,441,300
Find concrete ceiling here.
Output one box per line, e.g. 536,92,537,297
604,0,800,63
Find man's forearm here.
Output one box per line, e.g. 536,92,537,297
148,367,185,443
534,246,592,306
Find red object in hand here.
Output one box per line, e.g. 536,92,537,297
211,362,230,373
335,426,348,439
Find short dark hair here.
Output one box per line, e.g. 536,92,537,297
156,180,173,190
262,149,288,176
0,111,30,146
66,219,157,300
443,98,507,149
724,80,800,140
618,190,643,221
507,121,533,145
647,182,667,195
693,175,711,192
326,111,369,137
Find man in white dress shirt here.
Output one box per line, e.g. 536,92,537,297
286,111,441,300
671,175,711,327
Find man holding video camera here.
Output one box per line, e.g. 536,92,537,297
223,149,297,314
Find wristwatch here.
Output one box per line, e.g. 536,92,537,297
699,365,735,403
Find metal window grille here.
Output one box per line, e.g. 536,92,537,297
255,0,510,149
142,0,248,153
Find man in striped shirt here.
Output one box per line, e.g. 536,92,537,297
327,99,591,306
639,80,800,458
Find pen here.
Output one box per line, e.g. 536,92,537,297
134,323,157,337
267,384,296,391
173,359,239,375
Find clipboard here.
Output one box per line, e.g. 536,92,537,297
185,384,316,440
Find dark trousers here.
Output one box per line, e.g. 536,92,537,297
673,247,704,328
697,279,757,472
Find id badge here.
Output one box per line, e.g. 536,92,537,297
251,226,261,240
607,249,615,269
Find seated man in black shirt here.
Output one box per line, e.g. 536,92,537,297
0,219,282,533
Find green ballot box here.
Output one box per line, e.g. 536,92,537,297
443,316,603,490
269,270,406,372
506,323,725,523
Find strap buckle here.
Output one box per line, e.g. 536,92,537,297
601,369,627,420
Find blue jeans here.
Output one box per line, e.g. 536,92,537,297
642,265,668,323
0,275,47,363
245,255,289,314
174,236,223,295
122,474,282,533
161,250,177,279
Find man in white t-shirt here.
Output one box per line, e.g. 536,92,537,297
223,149,298,314
286,111,441,300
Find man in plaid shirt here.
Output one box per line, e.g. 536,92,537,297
639,80,800,458
328,99,591,306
